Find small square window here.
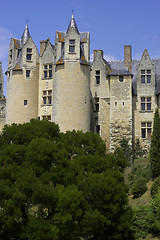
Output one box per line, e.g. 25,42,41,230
26,54,32,61
48,96,52,104
26,70,30,78
49,64,52,69
27,48,32,53
44,65,47,70
43,97,47,105
96,125,100,134
49,70,52,78
141,70,145,74
69,40,75,44
119,76,123,82
69,46,75,53
44,71,47,78
141,75,145,84
24,100,28,106
96,76,100,84
95,70,100,75
147,70,151,74
147,75,151,83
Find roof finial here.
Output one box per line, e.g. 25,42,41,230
72,10,74,17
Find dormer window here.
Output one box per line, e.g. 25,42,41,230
141,70,151,84
69,39,75,53
26,48,32,61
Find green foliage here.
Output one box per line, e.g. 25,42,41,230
150,109,160,178
119,138,133,165
131,177,148,198
149,190,160,235
113,147,128,172
128,164,151,188
132,206,152,239
0,119,132,240
151,176,160,197
134,138,145,159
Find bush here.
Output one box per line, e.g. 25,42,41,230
128,164,151,189
151,176,160,197
131,177,148,198
132,206,151,239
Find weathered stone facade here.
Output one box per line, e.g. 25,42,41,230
3,15,160,151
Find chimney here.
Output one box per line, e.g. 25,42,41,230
40,40,47,56
93,50,103,59
124,45,132,72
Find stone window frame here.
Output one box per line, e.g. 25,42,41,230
141,122,152,139
26,48,32,61
43,64,53,79
141,69,151,84
95,70,100,85
141,97,151,111
42,89,52,105
69,39,75,53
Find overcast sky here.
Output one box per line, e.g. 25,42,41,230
0,0,160,96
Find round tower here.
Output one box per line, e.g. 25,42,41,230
6,25,39,125
53,15,90,132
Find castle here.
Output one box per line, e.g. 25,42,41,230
0,15,160,152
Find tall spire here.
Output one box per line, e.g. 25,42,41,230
21,24,30,46
66,14,79,34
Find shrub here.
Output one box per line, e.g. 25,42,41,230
131,177,147,198
151,176,160,197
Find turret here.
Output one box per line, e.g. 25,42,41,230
6,24,39,125
53,15,90,132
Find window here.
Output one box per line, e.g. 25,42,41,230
119,76,123,82
95,70,100,84
141,69,151,84
141,122,152,139
115,102,117,106
9,49,12,62
95,97,99,111
42,90,52,105
24,100,28,106
141,97,151,111
69,39,75,53
43,64,53,79
26,70,30,78
26,48,32,61
42,115,51,121
96,125,100,134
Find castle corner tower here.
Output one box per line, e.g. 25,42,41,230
6,24,39,125
53,15,90,132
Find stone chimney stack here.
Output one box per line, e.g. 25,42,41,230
124,45,132,72
93,50,103,59
40,40,47,56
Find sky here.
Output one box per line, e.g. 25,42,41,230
0,0,160,96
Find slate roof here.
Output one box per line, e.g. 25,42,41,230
109,59,160,95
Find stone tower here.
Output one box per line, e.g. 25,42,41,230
53,15,90,132
6,25,39,125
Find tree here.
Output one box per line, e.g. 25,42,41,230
150,109,160,178
0,119,132,240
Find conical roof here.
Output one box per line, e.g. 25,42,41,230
21,24,30,45
66,14,79,34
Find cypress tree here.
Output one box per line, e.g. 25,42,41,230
150,109,160,178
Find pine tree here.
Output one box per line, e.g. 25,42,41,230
150,109,160,178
